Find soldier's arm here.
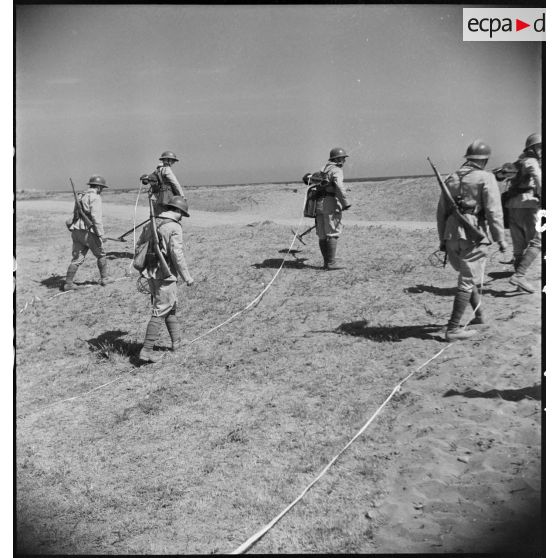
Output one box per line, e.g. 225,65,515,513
84,193,105,237
331,169,350,209
482,174,505,243
168,229,193,283
162,167,185,197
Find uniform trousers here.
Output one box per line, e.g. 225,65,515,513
446,238,488,292
148,278,178,317
70,229,106,266
508,207,542,256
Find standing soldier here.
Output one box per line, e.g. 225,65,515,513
137,196,194,363
437,140,507,341
505,133,542,294
313,147,352,270
143,151,186,216
63,175,114,291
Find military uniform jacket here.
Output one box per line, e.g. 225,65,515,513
69,188,104,237
159,166,185,198
317,161,350,213
505,153,541,209
138,210,190,282
437,163,505,244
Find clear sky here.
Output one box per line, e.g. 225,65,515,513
16,4,541,190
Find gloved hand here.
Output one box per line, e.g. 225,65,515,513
439,241,446,252
498,240,508,253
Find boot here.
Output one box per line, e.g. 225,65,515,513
318,239,328,269
165,311,183,351
138,348,163,363
139,316,164,362
468,286,486,325
509,246,540,294
97,256,115,286
325,237,344,270
446,291,477,341
63,263,81,291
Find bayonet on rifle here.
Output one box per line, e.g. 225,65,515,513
427,158,487,245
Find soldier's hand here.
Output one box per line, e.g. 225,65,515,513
439,241,446,252
498,240,508,253
184,277,194,286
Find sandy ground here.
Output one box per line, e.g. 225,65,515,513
18,199,436,231
16,192,543,554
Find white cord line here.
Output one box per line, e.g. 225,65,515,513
187,213,306,345
20,200,309,415
39,378,121,410
230,344,452,555
129,181,143,273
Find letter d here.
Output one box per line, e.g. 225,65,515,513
534,13,545,32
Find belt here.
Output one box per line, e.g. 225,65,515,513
316,192,336,198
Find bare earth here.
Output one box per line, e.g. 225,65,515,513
16,181,542,555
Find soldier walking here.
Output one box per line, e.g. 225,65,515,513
64,175,114,291
137,196,194,363
142,151,186,216
314,147,351,270
437,140,507,341
505,133,542,294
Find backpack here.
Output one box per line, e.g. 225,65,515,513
133,219,171,273
303,170,331,218
144,169,174,207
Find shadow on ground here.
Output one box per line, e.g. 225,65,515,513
444,384,541,402
85,329,142,360
106,250,133,260
253,258,320,270
324,320,446,342
405,285,457,296
39,275,66,290
487,270,514,280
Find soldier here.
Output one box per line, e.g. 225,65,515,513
137,196,194,363
314,147,352,270
505,133,542,294
143,151,186,216
63,175,114,291
437,140,507,341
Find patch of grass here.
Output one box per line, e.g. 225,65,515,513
16,183,542,555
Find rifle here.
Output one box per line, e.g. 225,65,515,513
69,178,101,239
105,218,150,242
427,157,488,245
148,196,172,279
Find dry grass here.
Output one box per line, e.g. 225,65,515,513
16,180,542,554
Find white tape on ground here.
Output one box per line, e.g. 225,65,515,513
18,198,309,416
230,344,452,554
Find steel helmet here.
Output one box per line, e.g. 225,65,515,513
329,147,349,160
159,151,179,162
166,196,190,217
87,175,109,188
464,140,491,160
302,172,312,185
524,133,542,150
